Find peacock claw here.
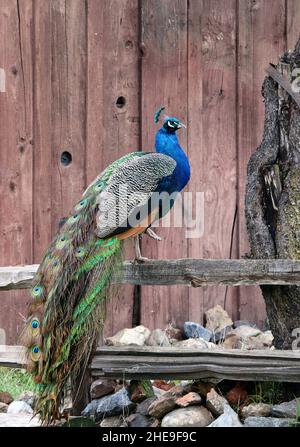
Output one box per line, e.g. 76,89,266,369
134,235,150,262
134,255,150,263
146,228,162,241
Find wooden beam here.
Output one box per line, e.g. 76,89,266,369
91,346,300,382
2,345,300,383
4,259,300,290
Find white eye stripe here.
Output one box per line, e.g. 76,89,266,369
168,121,175,128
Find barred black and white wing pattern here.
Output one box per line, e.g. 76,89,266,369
95,152,176,238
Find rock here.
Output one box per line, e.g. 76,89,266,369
90,379,116,399
233,325,262,338
136,397,157,416
223,330,272,350
205,305,233,333
191,381,214,397
146,329,170,347
211,326,233,343
0,413,40,427
129,382,149,403
7,401,33,415
126,413,159,427
208,403,243,427
17,391,38,408
206,388,227,416
234,320,258,328
0,391,13,405
183,322,212,342
226,383,248,406
152,380,175,391
244,416,294,427
161,406,214,427
222,333,241,349
256,330,274,347
271,398,300,418
174,338,217,349
105,325,151,347
82,387,135,421
0,403,8,413
165,325,183,343
100,416,126,427
148,385,190,419
152,386,167,399
176,392,202,407
241,403,271,418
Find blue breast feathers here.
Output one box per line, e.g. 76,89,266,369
155,127,190,194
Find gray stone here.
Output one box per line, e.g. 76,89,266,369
161,406,214,427
0,403,8,413
271,398,300,418
205,305,233,333
183,322,212,342
0,413,40,427
174,338,217,349
244,417,294,427
126,413,159,427
17,391,38,409
145,329,170,347
82,387,135,421
206,388,227,416
0,391,13,405
106,325,151,347
90,379,116,399
242,403,271,418
233,325,262,338
7,401,33,415
234,320,258,328
152,386,167,398
100,416,126,427
136,397,157,416
208,403,243,427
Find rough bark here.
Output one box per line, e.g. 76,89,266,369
245,37,300,348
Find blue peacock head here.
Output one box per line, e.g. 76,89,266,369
154,106,185,133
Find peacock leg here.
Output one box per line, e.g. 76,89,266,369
146,227,162,241
134,235,149,262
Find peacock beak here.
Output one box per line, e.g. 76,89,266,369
178,122,186,128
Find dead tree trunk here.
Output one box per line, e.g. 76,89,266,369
245,38,300,349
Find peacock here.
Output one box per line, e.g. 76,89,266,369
22,107,190,424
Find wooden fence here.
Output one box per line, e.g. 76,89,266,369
1,0,300,343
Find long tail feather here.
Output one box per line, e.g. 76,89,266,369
21,180,123,425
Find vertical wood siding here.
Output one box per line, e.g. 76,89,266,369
0,0,298,343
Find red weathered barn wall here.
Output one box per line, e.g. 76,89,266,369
0,0,299,343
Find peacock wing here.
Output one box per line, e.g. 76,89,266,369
94,152,176,238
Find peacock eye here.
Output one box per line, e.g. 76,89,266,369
32,346,39,354
31,319,39,329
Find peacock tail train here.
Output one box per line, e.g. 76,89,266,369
21,153,139,425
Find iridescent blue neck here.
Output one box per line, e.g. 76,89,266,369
155,127,190,192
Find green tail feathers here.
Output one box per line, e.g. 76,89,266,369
22,178,123,425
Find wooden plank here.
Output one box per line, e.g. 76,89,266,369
0,0,34,344
237,0,286,327
86,0,140,338
140,0,189,331
187,0,239,326
33,1,52,261
91,346,300,382
6,259,300,290
2,345,300,383
286,0,300,50
50,0,87,235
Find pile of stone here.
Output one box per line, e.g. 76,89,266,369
0,391,40,427
81,378,300,427
104,304,274,351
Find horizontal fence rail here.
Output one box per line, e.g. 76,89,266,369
3,259,300,290
2,345,300,383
